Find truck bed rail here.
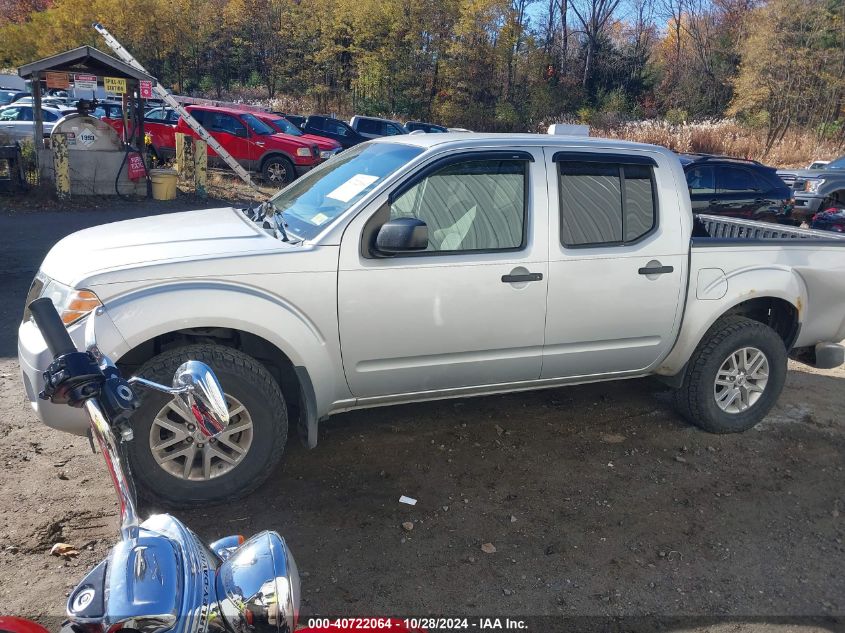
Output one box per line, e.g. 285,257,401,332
697,214,845,241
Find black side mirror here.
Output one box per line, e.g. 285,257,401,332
374,218,428,255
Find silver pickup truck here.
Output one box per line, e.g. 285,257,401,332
19,133,845,505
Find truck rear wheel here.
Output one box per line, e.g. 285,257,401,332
673,316,787,433
125,344,288,507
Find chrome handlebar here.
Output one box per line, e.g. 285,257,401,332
34,302,229,541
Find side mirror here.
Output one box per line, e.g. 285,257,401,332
374,218,428,255
172,361,230,437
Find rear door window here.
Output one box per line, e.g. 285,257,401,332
716,166,759,193
208,113,247,137
356,118,381,135
557,159,657,247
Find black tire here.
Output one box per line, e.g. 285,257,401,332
673,316,787,433
125,344,287,507
261,155,295,186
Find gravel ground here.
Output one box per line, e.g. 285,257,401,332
0,199,842,631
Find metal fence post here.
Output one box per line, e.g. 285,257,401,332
52,133,70,199
175,132,186,176
193,138,207,197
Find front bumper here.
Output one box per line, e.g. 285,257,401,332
293,163,316,178
18,311,128,436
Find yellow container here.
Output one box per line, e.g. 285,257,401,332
149,168,178,201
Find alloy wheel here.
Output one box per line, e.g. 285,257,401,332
149,395,253,481
713,346,769,414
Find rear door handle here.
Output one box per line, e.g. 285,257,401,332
502,272,543,283
638,265,674,276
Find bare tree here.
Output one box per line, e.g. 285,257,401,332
570,0,622,89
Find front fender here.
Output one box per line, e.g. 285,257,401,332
96,279,346,421
656,264,806,376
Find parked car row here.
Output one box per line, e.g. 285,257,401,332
679,151,845,234
91,102,455,185
0,104,67,141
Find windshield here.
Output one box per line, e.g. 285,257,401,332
270,117,303,136
242,113,275,136
269,142,423,240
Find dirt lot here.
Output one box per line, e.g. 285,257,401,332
0,198,843,630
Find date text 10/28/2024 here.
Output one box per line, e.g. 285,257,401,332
302,618,529,631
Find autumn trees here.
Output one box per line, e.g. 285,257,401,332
0,0,843,138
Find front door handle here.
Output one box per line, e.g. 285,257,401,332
502,272,543,283
638,265,674,276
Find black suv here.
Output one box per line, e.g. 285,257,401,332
679,154,793,224
300,115,368,149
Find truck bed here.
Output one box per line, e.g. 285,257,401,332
695,214,845,242
686,214,845,358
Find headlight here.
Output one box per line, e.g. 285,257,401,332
35,275,102,325
216,531,300,633
320,149,336,160
295,147,311,157
805,178,825,193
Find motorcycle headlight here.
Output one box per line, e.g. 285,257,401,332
25,274,102,325
216,531,300,633
805,178,825,193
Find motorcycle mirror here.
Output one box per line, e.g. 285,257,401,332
172,361,230,437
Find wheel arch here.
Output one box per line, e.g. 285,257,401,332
259,150,296,171
117,325,320,448
656,280,804,379
101,282,340,448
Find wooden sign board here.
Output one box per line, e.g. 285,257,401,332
45,72,70,89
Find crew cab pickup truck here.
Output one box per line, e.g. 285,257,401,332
19,134,845,506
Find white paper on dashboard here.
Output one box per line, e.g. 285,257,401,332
326,174,380,202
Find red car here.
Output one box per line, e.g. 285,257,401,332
175,105,322,185
252,111,342,160
97,103,178,162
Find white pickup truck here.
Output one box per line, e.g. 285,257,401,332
19,133,845,505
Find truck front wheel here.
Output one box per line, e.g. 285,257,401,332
674,316,787,433
261,155,295,186
125,344,288,506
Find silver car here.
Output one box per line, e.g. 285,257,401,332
0,104,65,142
